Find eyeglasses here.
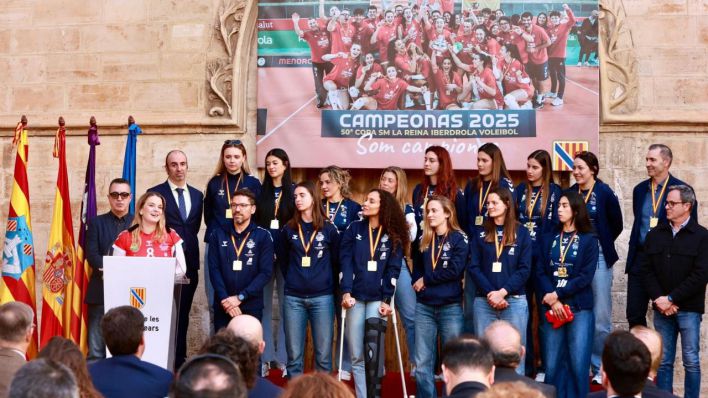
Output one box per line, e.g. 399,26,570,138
231,203,252,209
109,192,131,199
665,201,685,208
224,139,243,145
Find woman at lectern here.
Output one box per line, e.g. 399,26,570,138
112,191,187,278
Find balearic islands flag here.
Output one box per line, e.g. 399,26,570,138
0,121,39,357
40,123,77,347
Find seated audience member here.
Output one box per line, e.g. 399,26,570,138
280,373,353,398
226,315,282,397
483,321,556,397
589,330,651,398
477,381,545,398
441,337,495,398
38,336,102,398
172,354,246,398
200,329,281,398
9,358,78,398
0,302,34,397
89,306,172,398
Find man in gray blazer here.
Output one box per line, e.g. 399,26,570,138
0,302,34,396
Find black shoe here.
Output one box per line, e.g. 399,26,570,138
533,101,544,109
316,102,325,109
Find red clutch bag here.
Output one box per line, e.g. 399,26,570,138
545,304,575,329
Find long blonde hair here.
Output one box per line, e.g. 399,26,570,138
319,165,353,198
380,166,408,210
213,140,251,177
130,192,168,250
419,195,463,252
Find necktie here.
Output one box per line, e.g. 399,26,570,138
176,188,187,221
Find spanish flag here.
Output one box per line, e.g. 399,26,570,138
0,121,39,357
40,123,77,347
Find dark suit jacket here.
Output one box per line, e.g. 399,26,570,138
586,379,679,398
249,377,283,398
89,355,173,398
148,181,204,272
449,381,488,398
494,367,556,398
0,348,26,397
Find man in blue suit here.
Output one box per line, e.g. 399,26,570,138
148,150,204,369
625,144,697,327
89,306,173,398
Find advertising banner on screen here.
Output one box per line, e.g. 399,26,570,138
257,0,599,170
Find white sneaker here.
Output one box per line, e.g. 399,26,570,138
545,92,557,99
535,372,546,383
552,97,564,106
279,363,288,378
521,101,533,109
340,370,352,381
261,363,270,377
584,61,590,66
577,62,582,66
592,373,602,385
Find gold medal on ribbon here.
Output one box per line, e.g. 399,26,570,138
475,216,484,226
525,221,536,232
301,257,311,267
233,260,242,271
557,266,568,278
367,260,377,272
649,217,658,228
225,209,233,218
270,219,280,229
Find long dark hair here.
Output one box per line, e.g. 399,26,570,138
38,337,102,398
418,146,459,206
525,149,553,218
287,181,328,231
560,191,594,234
475,142,511,190
257,148,295,227
368,189,409,253
483,187,518,246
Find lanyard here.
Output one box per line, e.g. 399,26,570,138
327,200,343,222
527,187,542,219
479,181,492,213
493,229,504,261
369,225,383,261
230,231,251,260
559,231,577,264
297,224,317,256
274,191,282,218
651,179,668,217
431,233,448,270
224,173,243,205
579,180,596,204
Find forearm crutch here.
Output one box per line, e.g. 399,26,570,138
390,278,408,398
337,306,347,381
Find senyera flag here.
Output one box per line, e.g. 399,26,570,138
72,120,100,353
0,120,39,358
40,121,78,347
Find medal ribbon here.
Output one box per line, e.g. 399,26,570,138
493,229,504,261
559,231,577,265
369,225,383,261
579,180,596,204
650,179,668,217
431,233,448,270
298,224,317,257
527,187,542,219
224,172,243,207
274,190,282,218
479,181,492,213
327,200,343,222
230,231,251,261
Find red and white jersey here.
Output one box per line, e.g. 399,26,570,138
477,38,500,57
324,56,359,88
473,67,504,108
523,24,550,64
330,22,355,53
356,62,383,85
546,9,576,58
401,20,424,48
433,69,462,109
498,58,533,97
426,28,452,58
113,229,182,258
372,77,409,110
375,23,398,63
354,20,376,55
302,29,331,63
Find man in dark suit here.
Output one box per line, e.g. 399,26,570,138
89,306,173,398
148,150,204,369
587,331,651,398
441,337,495,398
0,302,34,397
483,321,556,398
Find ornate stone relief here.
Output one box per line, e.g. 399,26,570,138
599,0,639,122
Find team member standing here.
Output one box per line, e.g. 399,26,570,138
147,150,204,370
379,166,418,372
518,12,551,108
545,4,576,106
85,178,133,360
341,189,408,398
626,144,697,328
277,181,340,378
469,187,531,375
292,13,332,108
641,185,706,398
207,189,273,331
496,43,535,109
536,191,599,398
327,8,355,54
256,148,295,376
570,151,623,385
412,196,468,398
370,10,398,66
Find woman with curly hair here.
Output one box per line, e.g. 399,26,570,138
38,337,103,398
340,189,409,398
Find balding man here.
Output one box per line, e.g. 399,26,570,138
226,315,282,398
0,302,34,396
483,321,555,398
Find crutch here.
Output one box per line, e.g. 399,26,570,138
390,278,408,398
337,305,347,381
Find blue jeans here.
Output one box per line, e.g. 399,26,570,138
204,243,215,335
590,249,612,375
463,271,476,333
473,295,528,375
283,294,334,377
346,300,385,398
394,261,416,365
262,266,287,365
653,310,702,398
87,304,105,361
542,309,593,398
415,303,463,398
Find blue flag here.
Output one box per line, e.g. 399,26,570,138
122,122,142,214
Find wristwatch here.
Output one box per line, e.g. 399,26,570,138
237,294,245,302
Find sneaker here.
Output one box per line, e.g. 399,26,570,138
261,362,270,377
577,61,582,66
533,101,544,109
521,101,533,109
552,97,564,106
545,92,557,99
278,363,288,378
591,373,602,385
584,61,590,67
535,372,546,383
340,370,352,381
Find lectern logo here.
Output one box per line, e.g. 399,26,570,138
130,287,146,309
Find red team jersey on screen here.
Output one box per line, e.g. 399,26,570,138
324,56,359,88
474,67,504,108
356,62,383,84
523,25,550,64
401,20,424,47
375,23,398,62
433,69,462,109
113,229,183,258
302,29,331,63
546,9,576,59
372,78,409,110
498,58,534,97
330,22,355,53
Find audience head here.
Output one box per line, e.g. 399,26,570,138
9,358,78,398
280,372,354,398
38,336,100,398
101,305,144,357
172,354,246,398
483,321,525,369
630,325,663,378
601,330,651,397
226,314,265,354
477,381,545,398
0,301,34,352
199,330,258,389
441,337,495,393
